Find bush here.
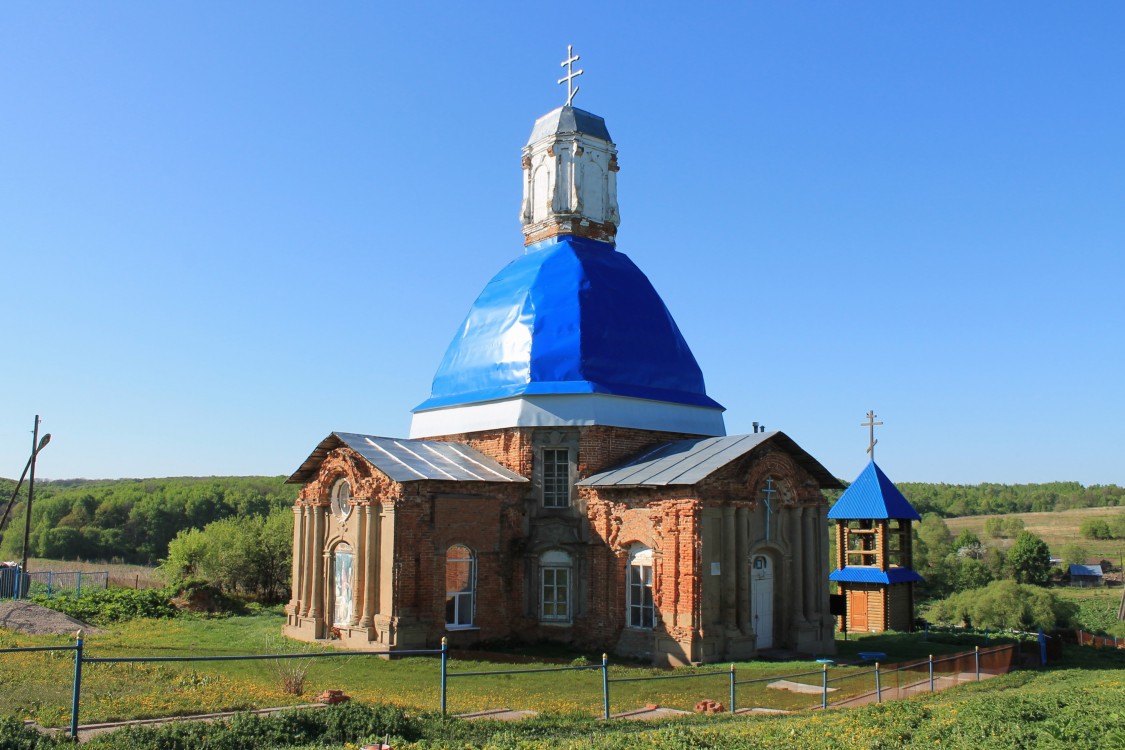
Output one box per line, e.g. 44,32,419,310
1079,518,1114,540
31,588,178,625
0,716,69,749
925,579,1076,631
81,703,419,750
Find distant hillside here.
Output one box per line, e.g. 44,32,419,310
0,476,297,564
895,481,1125,517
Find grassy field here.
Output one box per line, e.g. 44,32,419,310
946,507,1125,565
0,612,989,729
26,557,164,590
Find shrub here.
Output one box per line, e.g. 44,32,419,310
31,588,178,625
0,716,69,749
925,579,1076,631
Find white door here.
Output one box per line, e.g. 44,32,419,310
750,554,774,649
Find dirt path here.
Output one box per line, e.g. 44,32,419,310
0,600,103,636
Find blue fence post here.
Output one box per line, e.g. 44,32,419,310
729,663,736,713
974,646,980,681
928,654,934,692
440,637,448,717
875,662,881,703
47,571,53,599
602,653,610,720
1038,628,1047,666
76,572,82,597
70,630,84,740
821,663,828,710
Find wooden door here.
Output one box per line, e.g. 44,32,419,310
848,589,868,631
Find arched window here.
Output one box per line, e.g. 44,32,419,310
540,549,572,624
445,544,476,628
627,544,654,629
331,478,352,520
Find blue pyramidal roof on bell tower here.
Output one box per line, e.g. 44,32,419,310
414,235,723,412
828,460,922,520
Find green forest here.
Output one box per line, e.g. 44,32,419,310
0,476,297,564
2,475,1122,568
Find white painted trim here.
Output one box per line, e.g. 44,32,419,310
409,394,726,439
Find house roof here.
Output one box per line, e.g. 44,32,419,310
827,461,921,521
1069,564,1104,577
288,432,528,485
829,567,923,584
577,431,843,489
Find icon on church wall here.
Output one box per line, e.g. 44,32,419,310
334,544,354,626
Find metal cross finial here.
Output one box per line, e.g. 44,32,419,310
862,410,883,460
558,44,583,106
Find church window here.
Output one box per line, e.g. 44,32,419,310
627,544,655,629
542,447,571,508
331,478,352,520
445,544,476,628
539,549,572,623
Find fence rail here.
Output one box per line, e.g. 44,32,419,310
1076,629,1125,649
0,635,1043,741
0,567,109,600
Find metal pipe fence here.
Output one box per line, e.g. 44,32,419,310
0,636,1036,741
0,567,109,600
1076,629,1125,649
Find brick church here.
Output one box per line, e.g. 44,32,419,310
284,55,843,665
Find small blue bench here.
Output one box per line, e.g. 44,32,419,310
857,651,887,662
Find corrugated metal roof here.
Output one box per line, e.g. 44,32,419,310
829,567,923,584
288,432,528,485
827,461,921,520
1069,564,1103,577
577,431,842,489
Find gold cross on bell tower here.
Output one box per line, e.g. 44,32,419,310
862,410,883,460
558,44,583,106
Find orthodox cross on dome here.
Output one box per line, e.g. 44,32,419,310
558,44,583,106
862,410,883,460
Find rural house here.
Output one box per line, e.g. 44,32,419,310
284,57,842,665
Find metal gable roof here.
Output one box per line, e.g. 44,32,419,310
577,431,842,489
829,567,924,584
827,461,921,521
287,432,528,485
1069,564,1103,577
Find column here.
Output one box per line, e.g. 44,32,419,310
788,507,806,626
722,506,737,630
803,507,817,622
308,506,326,620
736,506,750,634
349,506,367,627
360,504,378,628
299,506,314,617
288,504,304,614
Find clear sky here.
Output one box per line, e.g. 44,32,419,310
2,3,1123,485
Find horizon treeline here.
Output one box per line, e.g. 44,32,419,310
2,475,1123,566
0,476,297,564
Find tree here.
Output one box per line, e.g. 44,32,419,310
953,529,985,559
1008,531,1052,585
1080,518,1113,540
1059,542,1090,568
915,514,953,569
927,579,1075,630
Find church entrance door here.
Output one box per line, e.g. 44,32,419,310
751,554,774,649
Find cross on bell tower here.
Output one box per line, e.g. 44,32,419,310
861,410,883,460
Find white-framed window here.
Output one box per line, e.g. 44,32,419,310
539,549,572,623
542,447,570,508
445,544,476,628
627,544,655,629
331,478,352,520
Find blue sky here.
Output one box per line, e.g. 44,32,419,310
2,3,1122,484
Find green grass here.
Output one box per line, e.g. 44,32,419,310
3,614,1124,749
0,612,959,728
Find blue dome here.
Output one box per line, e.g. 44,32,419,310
415,235,722,412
